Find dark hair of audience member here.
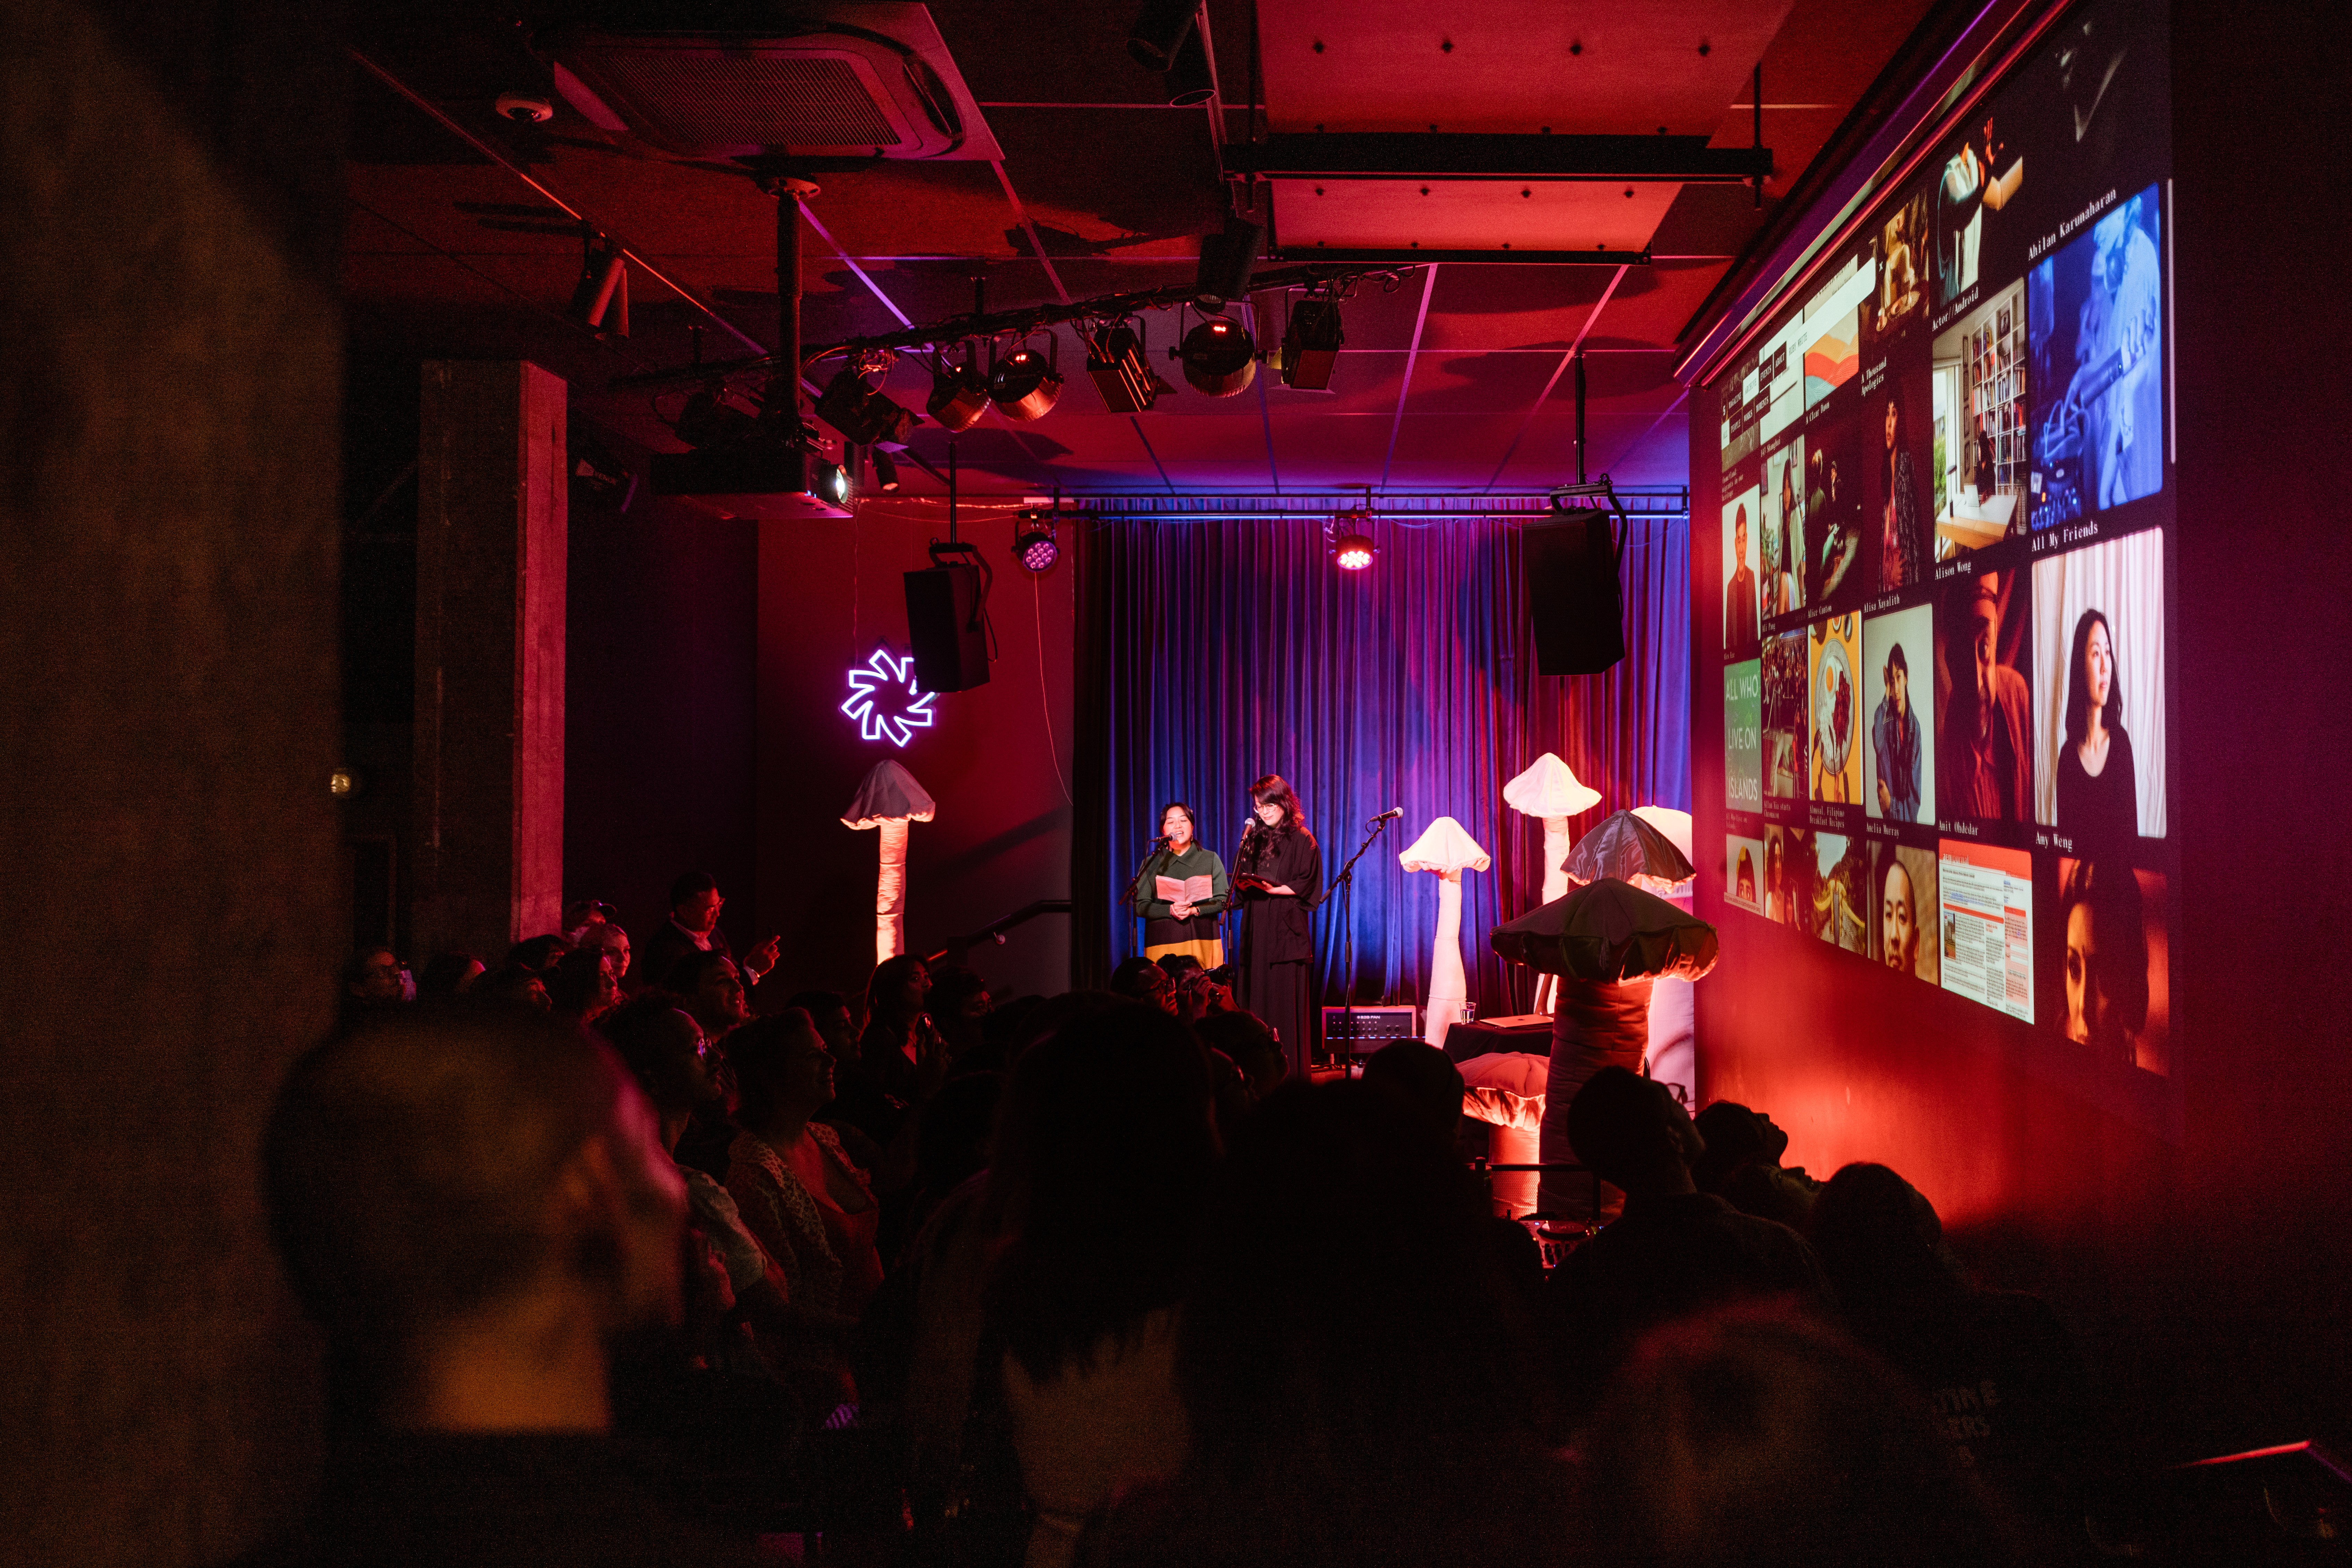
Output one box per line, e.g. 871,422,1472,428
1566,1064,1688,1191
1358,1039,1465,1152
1107,955,1169,1002
662,947,735,999
471,963,551,1013
505,933,572,973
263,1007,678,1373
783,988,848,1028
1190,1010,1284,1100
1691,1100,1776,1193
545,944,619,1020
668,870,718,909
415,950,483,999
986,989,1123,1075
1576,1306,2022,1568
1807,1161,1963,1306
983,1003,1217,1383
719,1007,824,1127
865,953,928,1030
928,964,990,1021
597,993,706,1116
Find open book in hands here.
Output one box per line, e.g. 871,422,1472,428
1155,874,1215,904
1230,872,1277,893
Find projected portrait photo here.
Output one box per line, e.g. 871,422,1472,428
2032,528,2166,843
1727,834,1767,914
1863,605,1936,825
2055,856,2169,1076
1931,278,2029,558
2028,184,2164,530
1763,825,1816,930
1936,570,2034,826
1869,187,1929,342
1809,614,1862,805
1761,439,1807,620
1931,111,2022,308
1725,660,1762,815
1721,485,1762,659
1871,371,1932,592
1870,842,1939,984
1815,832,1870,952
1804,407,1865,609
1760,630,1810,803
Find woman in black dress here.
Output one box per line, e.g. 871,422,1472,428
2054,609,2138,846
1234,774,1322,1081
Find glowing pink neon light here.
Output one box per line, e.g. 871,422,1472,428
840,647,936,747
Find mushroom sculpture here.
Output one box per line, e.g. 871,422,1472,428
1399,816,1491,1047
842,759,936,964
1501,753,1601,1013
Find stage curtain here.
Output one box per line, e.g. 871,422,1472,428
1073,514,1689,1015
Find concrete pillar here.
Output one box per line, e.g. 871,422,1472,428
412,361,567,958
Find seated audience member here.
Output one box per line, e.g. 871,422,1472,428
664,949,750,1044
1545,1067,1832,1421
784,988,859,1070
855,954,939,1107
984,1003,1218,1568
726,1011,882,1398
1359,1040,1544,1303
596,996,792,1372
880,1069,1003,1268
253,1007,760,1567
505,934,572,974
1693,1099,1822,1231
1809,1163,2095,1539
1108,955,1178,1015
1085,1080,1575,1568
547,945,623,1027
1576,1305,2024,1568
565,907,631,988
1155,955,1235,1023
414,951,483,1000
341,947,411,1027
927,964,994,1060
1190,1010,1285,1103
469,963,551,1013
641,871,777,1002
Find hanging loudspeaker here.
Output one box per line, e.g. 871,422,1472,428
1523,516,1625,676
905,564,990,693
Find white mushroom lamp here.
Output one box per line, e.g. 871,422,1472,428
1501,753,1601,1013
842,759,936,964
1398,815,1491,1047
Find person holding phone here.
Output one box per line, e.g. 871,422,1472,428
1233,775,1322,1080
1130,801,1230,967
638,870,779,998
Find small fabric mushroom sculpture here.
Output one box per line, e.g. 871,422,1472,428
1398,815,1491,1047
1501,753,1601,1013
841,760,936,964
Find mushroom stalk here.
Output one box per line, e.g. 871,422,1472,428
875,818,909,963
1426,869,1468,1045
1533,813,1571,1014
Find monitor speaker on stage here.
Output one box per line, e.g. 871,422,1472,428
904,562,989,692
1523,516,1624,675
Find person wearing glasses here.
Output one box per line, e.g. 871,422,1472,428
638,870,779,998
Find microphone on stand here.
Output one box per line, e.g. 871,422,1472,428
1367,806,1404,823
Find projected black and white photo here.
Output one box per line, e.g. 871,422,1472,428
2028,184,2164,530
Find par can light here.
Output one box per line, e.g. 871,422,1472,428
1174,316,1255,397
990,338,1063,422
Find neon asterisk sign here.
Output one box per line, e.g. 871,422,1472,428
840,647,936,748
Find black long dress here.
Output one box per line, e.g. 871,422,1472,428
1235,825,1323,1080
2055,726,2138,848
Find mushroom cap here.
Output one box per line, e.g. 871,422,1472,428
841,759,937,829
1503,752,1601,819
1629,805,1694,864
1398,815,1491,874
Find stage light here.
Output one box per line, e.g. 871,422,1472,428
1329,509,1377,571
1127,0,1197,71
1086,321,1162,413
1195,213,1261,310
989,339,1063,421
1165,24,1214,105
1173,315,1256,396
817,367,919,448
871,448,901,492
1279,293,1345,391
1013,511,1060,573
927,358,990,432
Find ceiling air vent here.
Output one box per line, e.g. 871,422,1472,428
543,3,1000,162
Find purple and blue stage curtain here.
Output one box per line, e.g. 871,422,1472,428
1073,514,1688,1012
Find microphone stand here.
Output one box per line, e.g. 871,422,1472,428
1122,837,1173,958
1327,812,1399,1071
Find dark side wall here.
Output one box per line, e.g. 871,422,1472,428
0,2,344,1561
1689,0,2352,1456
756,507,1077,1003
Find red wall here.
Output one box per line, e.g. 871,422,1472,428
755,503,1076,1001
1690,0,2352,1453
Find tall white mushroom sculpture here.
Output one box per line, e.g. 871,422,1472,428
842,760,936,964
1501,753,1600,1013
1399,816,1491,1046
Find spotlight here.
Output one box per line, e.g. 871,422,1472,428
566,244,629,338
1329,514,1377,571
1279,294,1345,391
1195,213,1262,310
927,353,991,433
871,448,901,492
1173,315,1256,397
989,337,1063,421
1013,511,1060,573
1165,24,1214,105
1127,0,1197,71
1086,321,1163,413
817,367,919,447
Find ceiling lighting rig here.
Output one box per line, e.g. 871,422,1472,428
1327,508,1378,572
